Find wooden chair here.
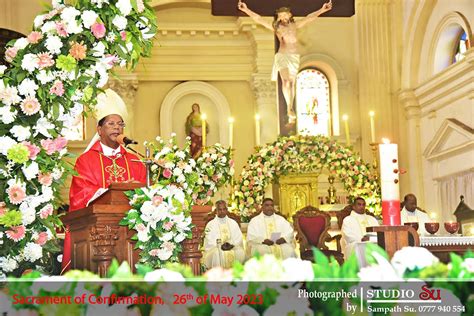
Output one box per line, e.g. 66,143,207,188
293,206,344,265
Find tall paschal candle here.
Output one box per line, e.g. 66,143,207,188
379,139,401,225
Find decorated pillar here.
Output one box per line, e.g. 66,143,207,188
239,20,279,144
399,89,424,204
251,75,278,145
108,73,139,138
355,0,402,158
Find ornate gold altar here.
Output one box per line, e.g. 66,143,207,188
273,173,319,219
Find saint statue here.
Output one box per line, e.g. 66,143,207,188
185,103,208,158
238,0,332,123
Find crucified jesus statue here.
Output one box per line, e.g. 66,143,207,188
238,0,332,123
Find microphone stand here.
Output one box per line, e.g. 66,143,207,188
128,144,153,188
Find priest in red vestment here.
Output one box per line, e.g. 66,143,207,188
61,89,146,273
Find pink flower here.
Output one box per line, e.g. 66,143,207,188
44,9,59,20
6,226,26,242
163,169,172,179
55,22,68,37
152,195,163,206
120,31,127,41
8,185,26,205
149,249,159,256
69,42,87,60
27,31,43,44
103,54,119,67
206,190,213,196
40,204,53,219
91,22,106,39
5,47,18,62
136,223,146,232
0,202,7,216
20,96,41,115
37,52,54,69
162,241,175,252
163,221,174,231
50,81,64,97
136,0,145,12
22,141,40,159
41,139,56,155
53,136,67,152
35,232,48,245
38,173,53,186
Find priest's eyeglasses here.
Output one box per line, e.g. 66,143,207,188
104,122,126,128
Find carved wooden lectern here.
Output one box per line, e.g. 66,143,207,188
62,183,207,276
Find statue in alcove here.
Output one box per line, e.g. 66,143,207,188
185,103,209,158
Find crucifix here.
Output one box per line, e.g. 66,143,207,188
212,0,354,136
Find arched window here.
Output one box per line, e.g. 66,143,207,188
295,68,331,136
453,30,469,63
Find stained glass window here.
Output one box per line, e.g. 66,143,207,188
295,68,331,136
453,31,469,63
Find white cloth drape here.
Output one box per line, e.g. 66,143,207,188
438,171,474,222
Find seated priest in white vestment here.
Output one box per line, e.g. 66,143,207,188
341,197,379,260
247,198,296,259
401,193,430,235
203,200,245,269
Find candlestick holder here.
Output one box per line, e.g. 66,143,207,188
327,175,337,204
369,142,379,174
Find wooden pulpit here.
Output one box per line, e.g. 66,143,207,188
366,225,420,258
62,183,206,276
62,183,144,276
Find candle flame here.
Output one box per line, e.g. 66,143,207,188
430,213,436,220
255,113,260,120
382,138,390,144
342,114,348,121
228,117,234,123
369,111,375,117
201,113,207,120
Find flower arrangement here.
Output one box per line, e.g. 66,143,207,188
2,247,473,315
120,134,234,268
147,134,234,206
194,143,234,205
234,134,380,220
121,184,193,268
0,0,156,277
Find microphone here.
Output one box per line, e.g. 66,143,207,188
117,134,138,146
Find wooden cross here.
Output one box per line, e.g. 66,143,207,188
212,0,354,17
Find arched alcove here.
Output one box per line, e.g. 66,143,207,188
160,81,231,147
428,12,472,76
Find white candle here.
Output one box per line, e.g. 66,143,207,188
379,138,401,225
369,111,375,143
201,113,207,147
342,114,350,146
255,113,260,146
228,117,234,148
